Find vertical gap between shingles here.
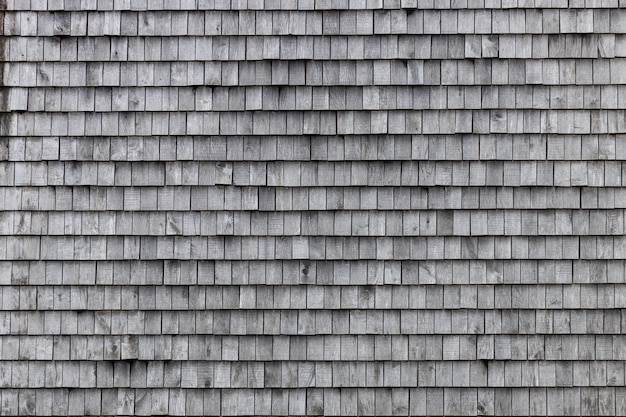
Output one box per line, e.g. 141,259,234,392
0,1,7,141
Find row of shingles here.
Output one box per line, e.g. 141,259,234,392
3,209,626,236
11,387,626,417
4,9,626,36
0,334,622,360
3,387,624,417
2,359,626,389
0,311,618,340
4,272,626,297
1,259,625,284
3,259,624,285
4,35,625,60
0,160,623,187
7,0,626,10
0,305,620,339
3,134,626,161
2,186,620,210
8,60,626,88
6,111,626,138
1,235,625,260
3,284,626,310
4,38,626,64
3,114,626,145
10,86,626,112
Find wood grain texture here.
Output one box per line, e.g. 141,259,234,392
0,1,623,415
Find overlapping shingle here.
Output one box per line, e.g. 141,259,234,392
1,1,624,415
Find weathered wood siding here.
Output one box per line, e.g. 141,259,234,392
1,0,626,415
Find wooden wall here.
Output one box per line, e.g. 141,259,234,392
1,0,626,415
